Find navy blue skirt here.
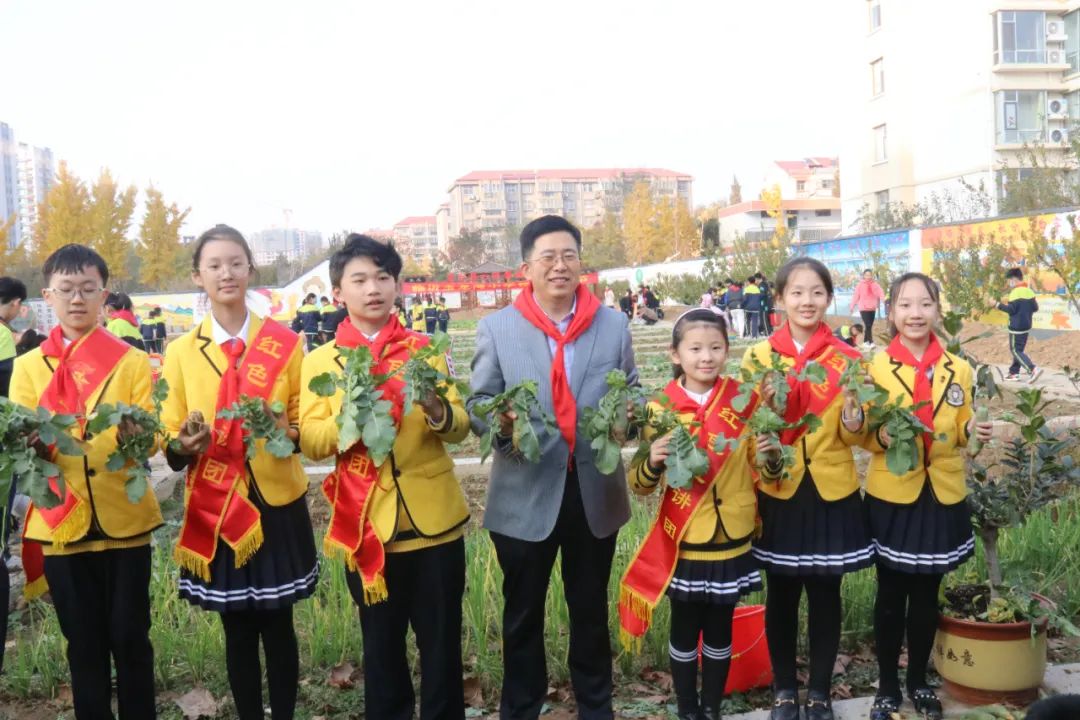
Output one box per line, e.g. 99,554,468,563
753,474,874,577
179,490,319,613
667,551,763,605
866,481,974,574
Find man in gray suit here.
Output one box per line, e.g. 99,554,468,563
468,215,637,720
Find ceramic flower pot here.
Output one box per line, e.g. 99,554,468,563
934,611,1047,705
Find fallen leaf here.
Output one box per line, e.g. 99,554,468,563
897,651,908,668
55,685,73,705
832,653,852,675
626,683,654,695
463,676,485,708
832,683,853,700
175,687,218,719
641,694,669,704
638,669,673,691
328,662,356,689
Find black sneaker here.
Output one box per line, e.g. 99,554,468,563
768,688,800,720
805,690,834,720
869,694,901,720
909,687,943,720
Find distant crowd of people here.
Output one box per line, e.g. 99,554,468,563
699,273,774,339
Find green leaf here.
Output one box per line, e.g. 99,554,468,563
265,434,295,459
309,373,339,397
125,472,149,504
105,454,127,472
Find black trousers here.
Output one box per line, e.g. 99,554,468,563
490,469,618,720
860,310,876,343
1008,332,1035,374
43,545,156,720
348,537,466,720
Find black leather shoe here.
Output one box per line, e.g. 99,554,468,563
701,702,722,720
768,688,800,720
675,695,701,720
869,694,901,720
909,687,943,720
805,690,835,720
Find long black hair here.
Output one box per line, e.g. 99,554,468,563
670,308,728,380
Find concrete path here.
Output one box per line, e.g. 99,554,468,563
726,663,1080,719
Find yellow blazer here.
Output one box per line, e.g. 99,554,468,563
299,336,470,553
863,346,973,505
12,342,163,553
741,340,865,501
629,396,758,560
160,314,308,507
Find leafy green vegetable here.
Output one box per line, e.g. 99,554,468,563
664,423,709,489
473,380,556,464
0,400,84,510
399,332,471,410
86,379,173,503
580,370,649,474
309,345,397,466
732,351,827,480
216,395,294,461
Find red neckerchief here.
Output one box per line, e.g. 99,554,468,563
885,333,944,458
109,309,139,326
512,284,600,453
769,322,860,445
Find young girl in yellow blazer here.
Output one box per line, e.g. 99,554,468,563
864,273,993,720
162,225,317,720
743,258,870,720
299,235,471,720
13,245,162,719
619,309,769,720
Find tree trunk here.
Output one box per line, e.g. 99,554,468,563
981,527,1003,597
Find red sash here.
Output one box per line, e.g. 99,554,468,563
618,378,755,647
173,318,298,581
512,284,600,453
884,334,944,458
22,326,132,599
322,315,428,604
769,322,860,446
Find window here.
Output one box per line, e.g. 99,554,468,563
995,90,1046,144
521,184,534,194
995,11,1046,64
461,184,477,198
815,209,833,217
821,178,835,189
1066,10,1080,74
871,57,884,96
874,189,890,209
796,180,806,192
507,200,518,211
873,124,887,162
869,0,881,30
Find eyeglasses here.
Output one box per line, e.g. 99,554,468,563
45,286,105,301
199,261,251,277
532,251,580,267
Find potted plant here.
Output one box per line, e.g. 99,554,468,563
935,383,1080,705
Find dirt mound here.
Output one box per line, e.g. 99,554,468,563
957,321,1080,370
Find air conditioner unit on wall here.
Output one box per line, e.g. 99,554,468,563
1048,48,1068,64
1048,96,1069,118
1047,20,1068,41
1050,127,1070,143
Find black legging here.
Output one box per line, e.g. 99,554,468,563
669,597,735,714
765,573,842,694
221,607,299,720
874,565,943,699
860,310,876,344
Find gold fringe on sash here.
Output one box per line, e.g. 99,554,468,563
361,574,388,605
617,585,656,652
228,522,264,569
173,545,212,583
23,574,49,601
47,500,91,550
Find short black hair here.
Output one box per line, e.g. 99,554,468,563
329,234,403,288
104,291,133,311
863,268,874,275
851,323,864,333
1006,267,1024,280
519,215,581,261
320,296,329,303
43,244,109,286
0,277,27,304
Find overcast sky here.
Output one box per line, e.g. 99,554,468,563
1,0,857,239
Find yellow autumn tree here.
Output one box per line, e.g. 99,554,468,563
622,182,663,264
89,169,137,288
0,214,26,276
137,187,191,289
33,161,91,266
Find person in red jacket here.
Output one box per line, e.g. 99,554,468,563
849,269,885,347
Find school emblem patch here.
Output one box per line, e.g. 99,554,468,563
945,382,965,407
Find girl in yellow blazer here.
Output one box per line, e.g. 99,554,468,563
863,273,993,720
619,309,768,720
299,234,470,720
743,258,869,720
162,225,316,720
12,244,161,719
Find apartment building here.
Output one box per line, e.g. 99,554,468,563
16,143,55,245
250,227,323,266
392,216,439,265
840,0,1080,231
445,168,693,239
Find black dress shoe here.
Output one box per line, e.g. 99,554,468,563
701,703,722,720
804,690,834,720
768,688,800,720
869,694,901,720
909,687,943,720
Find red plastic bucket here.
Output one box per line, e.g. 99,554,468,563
696,604,772,692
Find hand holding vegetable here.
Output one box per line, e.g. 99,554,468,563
648,432,672,469
175,410,210,456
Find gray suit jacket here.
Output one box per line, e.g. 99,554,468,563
467,303,638,542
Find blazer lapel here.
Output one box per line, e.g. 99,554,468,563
197,315,224,377
888,356,915,399
932,354,956,418
514,309,554,378
570,318,599,397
